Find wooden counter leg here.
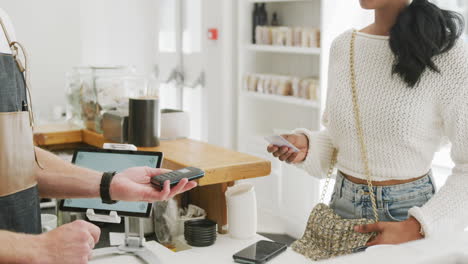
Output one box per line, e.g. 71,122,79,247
188,181,235,234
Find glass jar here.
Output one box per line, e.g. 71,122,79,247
65,66,159,133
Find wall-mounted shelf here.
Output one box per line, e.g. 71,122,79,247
245,44,321,55
241,91,320,108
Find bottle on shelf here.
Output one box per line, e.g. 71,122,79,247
259,3,268,26
271,12,279,26
252,3,260,44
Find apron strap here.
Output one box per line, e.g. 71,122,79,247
0,18,35,128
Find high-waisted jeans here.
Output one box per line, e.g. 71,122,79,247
330,171,436,222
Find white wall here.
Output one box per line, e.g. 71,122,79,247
0,0,82,121
203,0,237,148
79,0,158,74
0,0,159,122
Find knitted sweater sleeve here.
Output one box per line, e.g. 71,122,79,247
291,127,335,179
291,87,336,179
409,87,468,238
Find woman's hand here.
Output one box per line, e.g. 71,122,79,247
354,217,424,246
267,134,309,164
110,167,197,202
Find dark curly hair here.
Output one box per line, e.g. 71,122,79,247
390,0,465,87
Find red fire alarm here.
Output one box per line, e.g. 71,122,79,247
208,28,218,40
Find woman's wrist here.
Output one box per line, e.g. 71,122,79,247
404,217,424,238
299,133,310,161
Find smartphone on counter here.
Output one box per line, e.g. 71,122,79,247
233,240,287,264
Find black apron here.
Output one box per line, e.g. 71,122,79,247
0,18,41,234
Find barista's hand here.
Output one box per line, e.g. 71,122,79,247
37,220,100,264
110,167,197,202
267,134,309,164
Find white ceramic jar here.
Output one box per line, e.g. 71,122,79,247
225,183,257,240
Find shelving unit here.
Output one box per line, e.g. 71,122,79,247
237,0,325,238
237,0,374,144
244,44,321,55
241,91,320,108
237,0,323,144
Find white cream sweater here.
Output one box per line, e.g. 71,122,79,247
294,30,468,238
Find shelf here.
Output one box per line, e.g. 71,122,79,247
241,91,320,108
244,44,320,55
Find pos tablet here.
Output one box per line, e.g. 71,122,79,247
59,148,163,218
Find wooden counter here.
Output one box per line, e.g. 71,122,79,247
34,125,271,233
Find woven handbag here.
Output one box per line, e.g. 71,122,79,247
291,30,378,261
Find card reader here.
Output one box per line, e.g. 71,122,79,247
150,167,205,189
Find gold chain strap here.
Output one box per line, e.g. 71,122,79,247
350,30,379,222
319,149,338,203
319,31,379,223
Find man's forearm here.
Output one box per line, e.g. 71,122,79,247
35,147,101,198
0,230,41,263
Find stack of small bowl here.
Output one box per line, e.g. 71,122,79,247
184,219,217,247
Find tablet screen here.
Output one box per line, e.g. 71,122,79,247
60,149,163,217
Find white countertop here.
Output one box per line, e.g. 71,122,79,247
91,232,468,264
90,234,311,264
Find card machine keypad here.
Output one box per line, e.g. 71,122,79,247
150,167,205,189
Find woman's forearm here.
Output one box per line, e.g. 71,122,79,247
34,147,101,198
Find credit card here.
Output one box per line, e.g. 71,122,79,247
264,135,300,152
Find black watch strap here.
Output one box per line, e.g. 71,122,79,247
100,171,117,204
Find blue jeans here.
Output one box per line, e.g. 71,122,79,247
330,171,435,222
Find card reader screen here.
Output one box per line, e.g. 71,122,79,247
62,151,161,214
178,168,190,174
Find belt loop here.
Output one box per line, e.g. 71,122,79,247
376,186,383,209
427,169,436,193
336,171,344,198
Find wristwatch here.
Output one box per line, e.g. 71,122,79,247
100,171,118,204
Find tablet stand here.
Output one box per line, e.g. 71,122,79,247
86,209,121,224
90,143,161,262
91,215,161,263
